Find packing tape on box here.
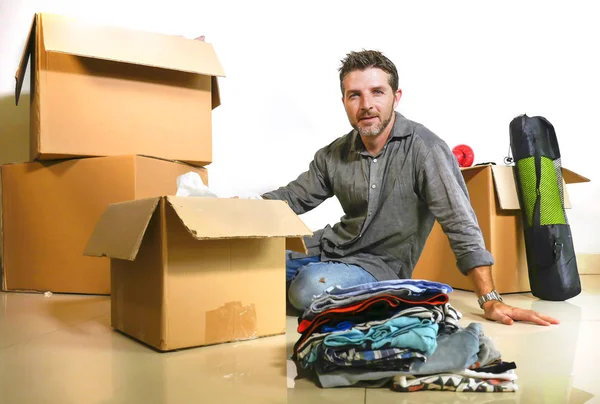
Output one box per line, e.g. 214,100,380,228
205,301,258,344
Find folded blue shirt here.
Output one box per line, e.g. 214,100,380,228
323,316,439,356
322,279,453,298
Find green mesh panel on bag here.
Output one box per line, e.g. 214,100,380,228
516,156,567,227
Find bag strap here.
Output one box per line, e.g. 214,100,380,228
534,135,542,230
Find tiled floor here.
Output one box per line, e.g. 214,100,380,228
1,276,599,404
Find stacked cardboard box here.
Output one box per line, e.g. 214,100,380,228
1,13,312,351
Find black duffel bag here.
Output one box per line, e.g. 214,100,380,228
509,114,581,301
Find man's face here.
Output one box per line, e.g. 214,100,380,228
341,67,402,137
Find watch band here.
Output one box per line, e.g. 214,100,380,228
478,290,503,309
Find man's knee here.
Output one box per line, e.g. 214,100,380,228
287,268,326,311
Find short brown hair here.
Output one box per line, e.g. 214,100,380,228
338,50,399,94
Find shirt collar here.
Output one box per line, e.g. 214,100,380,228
350,111,413,156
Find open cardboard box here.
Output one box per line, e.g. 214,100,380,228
15,12,224,166
1,155,207,294
412,164,590,294
84,197,312,351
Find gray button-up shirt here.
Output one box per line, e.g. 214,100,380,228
262,112,494,281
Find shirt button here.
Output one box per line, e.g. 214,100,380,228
373,159,378,163
368,212,372,216
371,184,377,189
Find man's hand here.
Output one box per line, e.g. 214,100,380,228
467,266,559,326
482,300,560,326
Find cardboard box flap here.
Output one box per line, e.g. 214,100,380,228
286,237,309,254
84,197,161,261
491,165,585,210
460,165,490,174
211,77,221,109
40,13,226,80
15,14,37,105
562,168,590,184
491,166,520,210
166,196,313,242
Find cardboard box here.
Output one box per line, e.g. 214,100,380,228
84,197,312,351
412,164,590,294
1,155,208,294
15,12,225,166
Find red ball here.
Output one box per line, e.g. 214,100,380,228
452,145,475,167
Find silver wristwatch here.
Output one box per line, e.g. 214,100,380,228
477,290,503,309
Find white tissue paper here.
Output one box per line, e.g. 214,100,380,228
175,172,264,199
176,172,220,198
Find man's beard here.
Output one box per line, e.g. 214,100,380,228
355,111,393,137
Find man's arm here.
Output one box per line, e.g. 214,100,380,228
262,147,333,215
415,141,494,276
467,266,495,298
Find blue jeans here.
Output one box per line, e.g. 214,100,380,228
286,252,377,311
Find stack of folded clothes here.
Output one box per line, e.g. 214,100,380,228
291,279,518,393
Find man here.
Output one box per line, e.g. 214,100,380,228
261,50,558,327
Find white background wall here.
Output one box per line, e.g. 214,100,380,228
1,0,598,253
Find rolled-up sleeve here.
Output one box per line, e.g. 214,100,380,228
416,140,495,274
261,147,333,215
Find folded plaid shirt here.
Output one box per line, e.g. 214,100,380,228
310,346,427,373
324,347,427,368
